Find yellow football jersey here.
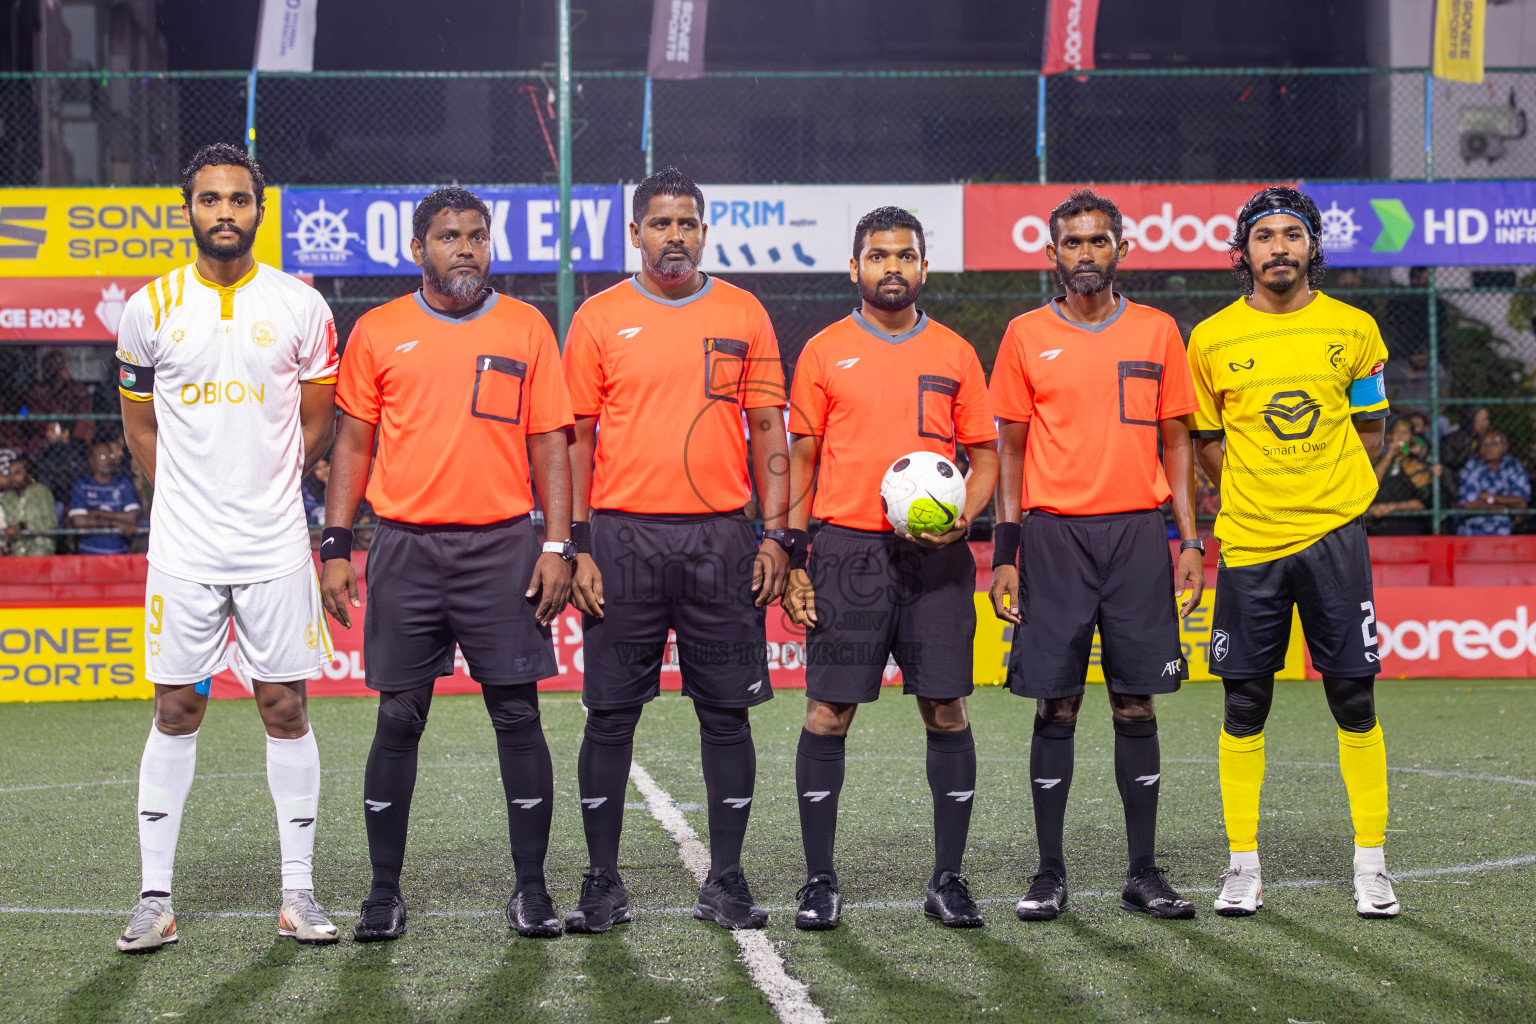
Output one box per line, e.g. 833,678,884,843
1187,293,1389,567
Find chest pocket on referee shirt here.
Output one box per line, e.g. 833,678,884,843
704,338,749,403
1118,361,1163,427
471,354,527,424
917,374,960,444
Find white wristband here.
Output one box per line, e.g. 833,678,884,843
542,541,566,553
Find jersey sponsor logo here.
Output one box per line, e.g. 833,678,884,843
1326,343,1346,370
1228,358,1255,372
179,381,267,406
616,326,643,339
1134,774,1161,786
1369,361,1385,376
1033,778,1062,789
251,320,278,349
1261,390,1323,441
834,357,860,369
1211,629,1230,661
946,790,975,802
1038,348,1063,360
723,797,753,809
393,339,419,354
364,799,392,812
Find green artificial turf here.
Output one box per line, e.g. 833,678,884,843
1,679,1533,1023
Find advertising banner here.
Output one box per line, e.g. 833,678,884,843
282,186,624,276
623,184,965,275
648,0,709,79
0,276,151,341
1302,180,1536,268
0,606,151,702
1371,587,1536,678
0,187,285,278
254,0,320,72
1042,0,1101,77
1433,0,1485,84
963,183,1276,271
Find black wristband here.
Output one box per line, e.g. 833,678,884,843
991,521,1022,569
570,520,592,554
784,528,811,572
319,527,353,561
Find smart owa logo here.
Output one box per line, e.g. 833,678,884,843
1261,390,1323,441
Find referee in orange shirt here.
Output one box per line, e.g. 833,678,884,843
561,168,790,933
321,188,575,942
989,189,1204,922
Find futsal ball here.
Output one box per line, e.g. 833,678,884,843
880,451,966,536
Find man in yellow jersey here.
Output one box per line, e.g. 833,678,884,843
1188,186,1396,919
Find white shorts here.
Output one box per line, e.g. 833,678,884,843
145,560,332,686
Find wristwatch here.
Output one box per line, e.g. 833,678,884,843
763,528,795,553
1179,538,1206,555
543,539,577,562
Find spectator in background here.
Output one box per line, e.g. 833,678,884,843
1367,417,1442,536
2,452,57,555
1383,340,1451,413
1456,430,1530,536
303,455,330,527
1440,405,1490,473
27,350,95,448
31,420,91,510
1384,266,1451,363
68,441,140,554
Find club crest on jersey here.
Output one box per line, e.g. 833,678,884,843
1261,390,1323,441
250,320,277,349
1211,629,1230,661
1326,343,1345,370
303,621,320,650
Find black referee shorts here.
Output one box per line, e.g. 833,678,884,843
1006,508,1186,700
362,515,559,692
580,509,771,710
804,524,975,705
1209,518,1380,679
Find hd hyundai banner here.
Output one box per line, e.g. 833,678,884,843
281,186,625,276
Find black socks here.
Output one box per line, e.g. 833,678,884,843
1029,715,1076,878
483,685,554,892
576,706,642,875
1113,717,1161,879
926,728,977,888
795,728,846,884
696,703,756,880
363,686,433,893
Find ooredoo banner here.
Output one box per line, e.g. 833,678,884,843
1371,587,1536,678
963,183,1282,271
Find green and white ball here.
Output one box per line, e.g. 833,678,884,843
880,451,966,536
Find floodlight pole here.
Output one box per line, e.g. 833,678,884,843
556,0,575,345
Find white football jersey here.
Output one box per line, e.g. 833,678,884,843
117,261,338,585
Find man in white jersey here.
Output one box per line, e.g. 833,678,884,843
114,143,341,952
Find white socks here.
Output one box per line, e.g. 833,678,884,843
267,728,321,891
1354,842,1387,874
137,726,198,896
1229,849,1261,871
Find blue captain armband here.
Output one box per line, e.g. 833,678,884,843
1349,368,1387,411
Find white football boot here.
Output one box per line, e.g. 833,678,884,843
278,889,341,944
116,896,178,953
1353,869,1401,918
1214,865,1263,916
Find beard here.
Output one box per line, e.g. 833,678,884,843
1055,255,1118,296
858,273,922,312
423,259,490,303
191,220,256,262
645,243,701,284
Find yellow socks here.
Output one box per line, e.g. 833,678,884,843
1218,728,1265,853
1338,723,1388,848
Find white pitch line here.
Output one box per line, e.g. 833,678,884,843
628,761,828,1024
5,851,1534,922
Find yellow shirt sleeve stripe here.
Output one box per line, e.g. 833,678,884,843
119,387,153,403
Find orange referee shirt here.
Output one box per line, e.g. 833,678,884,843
336,290,574,525
563,275,785,515
989,295,1198,516
790,310,997,532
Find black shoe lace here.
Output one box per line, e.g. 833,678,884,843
937,874,974,900
577,872,618,908
797,876,837,904
717,871,755,906
1134,866,1182,903
359,894,399,926
1024,871,1062,900
517,890,557,922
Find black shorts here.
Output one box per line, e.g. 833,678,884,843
362,516,559,692
1209,518,1380,679
580,509,771,710
1006,508,1187,700
804,524,975,704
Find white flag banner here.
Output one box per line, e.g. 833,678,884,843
254,0,319,72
